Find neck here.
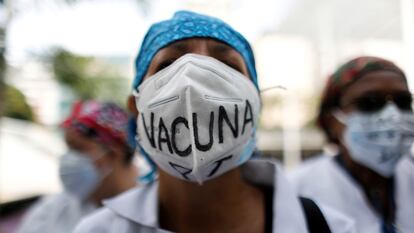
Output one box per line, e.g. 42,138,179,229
158,168,265,233
115,163,139,192
340,148,395,222
90,163,138,206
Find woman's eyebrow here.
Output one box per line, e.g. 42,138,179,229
168,41,191,53
210,43,233,54
67,140,84,150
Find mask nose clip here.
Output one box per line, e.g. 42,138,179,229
332,109,348,125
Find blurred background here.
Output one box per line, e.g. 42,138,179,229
0,0,414,230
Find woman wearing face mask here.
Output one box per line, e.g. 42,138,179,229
16,100,138,233
73,11,355,233
288,56,414,233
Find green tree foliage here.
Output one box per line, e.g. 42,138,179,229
4,84,34,121
50,48,129,106
0,48,5,117
51,49,95,99
0,24,35,121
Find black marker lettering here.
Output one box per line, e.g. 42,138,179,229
193,112,214,151
169,162,192,180
208,155,233,177
141,112,156,148
242,100,254,134
218,104,239,143
158,117,173,153
171,117,191,157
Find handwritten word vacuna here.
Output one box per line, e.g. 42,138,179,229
141,100,254,157
135,54,261,184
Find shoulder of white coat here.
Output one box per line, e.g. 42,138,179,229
318,202,356,233
73,208,116,233
23,195,56,215
397,156,414,175
287,155,333,184
29,192,74,210
16,193,75,233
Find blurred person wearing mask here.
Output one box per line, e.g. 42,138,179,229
288,56,414,233
16,100,138,233
73,10,355,233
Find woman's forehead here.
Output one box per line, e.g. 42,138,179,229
65,128,98,151
341,71,409,102
142,37,250,79
154,38,242,59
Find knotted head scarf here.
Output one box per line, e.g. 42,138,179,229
132,10,258,89
62,100,129,148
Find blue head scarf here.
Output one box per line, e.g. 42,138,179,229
132,10,258,89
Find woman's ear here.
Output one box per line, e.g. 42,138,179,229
127,95,139,117
105,143,126,165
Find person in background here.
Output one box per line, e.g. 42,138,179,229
16,100,138,233
395,151,414,231
288,56,414,233
73,10,355,233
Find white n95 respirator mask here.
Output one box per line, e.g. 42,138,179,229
134,54,260,184
334,103,414,177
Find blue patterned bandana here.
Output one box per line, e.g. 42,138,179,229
132,10,258,89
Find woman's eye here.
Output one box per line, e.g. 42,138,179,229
221,60,242,72
155,59,175,72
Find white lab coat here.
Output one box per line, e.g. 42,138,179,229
396,156,414,233
288,155,413,233
16,192,97,233
73,159,355,233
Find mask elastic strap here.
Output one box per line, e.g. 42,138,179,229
259,85,286,93
332,109,347,125
237,131,257,165
93,149,115,178
136,144,158,184
132,89,159,183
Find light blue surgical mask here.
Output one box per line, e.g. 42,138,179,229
59,150,108,200
333,103,414,177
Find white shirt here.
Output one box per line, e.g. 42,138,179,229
288,155,413,233
396,156,414,233
73,159,355,233
16,192,97,233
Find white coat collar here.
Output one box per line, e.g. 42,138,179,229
104,182,159,229
104,159,308,233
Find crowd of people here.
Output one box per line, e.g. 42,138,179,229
7,10,414,233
